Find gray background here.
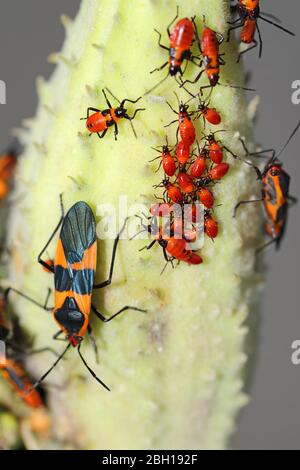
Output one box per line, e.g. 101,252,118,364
0,1,299,451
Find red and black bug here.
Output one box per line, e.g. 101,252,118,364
0,296,45,408
165,97,196,146
150,140,176,177
0,358,43,409
145,8,199,95
234,121,299,251
155,178,184,204
176,140,191,167
228,1,295,61
136,215,203,269
0,147,18,201
5,198,146,392
81,88,145,140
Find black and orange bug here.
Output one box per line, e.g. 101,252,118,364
145,8,200,95
5,198,146,392
0,146,18,201
228,1,295,61
234,121,300,251
0,295,46,408
0,358,43,409
165,96,196,146
81,88,145,140
149,139,176,177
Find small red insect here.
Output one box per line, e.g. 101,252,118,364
165,97,196,146
146,8,199,95
190,151,207,178
196,100,222,126
207,162,229,181
177,171,195,194
155,178,184,204
176,140,191,167
204,213,219,239
138,216,203,268
180,23,225,93
228,1,295,61
81,88,145,140
197,187,214,209
150,141,177,177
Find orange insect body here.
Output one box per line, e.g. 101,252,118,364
53,212,96,347
190,154,207,178
198,187,214,209
262,165,290,246
241,16,257,43
178,105,196,145
208,162,229,181
207,136,223,163
162,146,177,177
204,215,219,239
177,172,194,194
42,258,54,274
163,180,184,203
150,203,173,217
166,237,203,265
0,358,43,408
169,18,195,75
0,150,18,200
239,0,259,12
176,140,190,166
198,104,221,125
201,27,221,86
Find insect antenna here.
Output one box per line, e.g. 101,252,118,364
23,343,71,396
144,72,170,96
259,15,295,36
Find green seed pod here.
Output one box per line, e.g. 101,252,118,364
2,0,263,449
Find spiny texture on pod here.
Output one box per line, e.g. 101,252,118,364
0,0,264,450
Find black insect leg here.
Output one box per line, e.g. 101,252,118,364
233,197,264,218
93,218,128,289
92,304,146,323
5,287,52,312
38,194,64,272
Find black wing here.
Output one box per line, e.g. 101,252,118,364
60,201,96,264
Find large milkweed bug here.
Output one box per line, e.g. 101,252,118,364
234,121,300,251
0,147,18,201
5,197,146,392
228,1,295,61
145,8,200,95
81,88,145,140
0,358,43,409
0,295,46,408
